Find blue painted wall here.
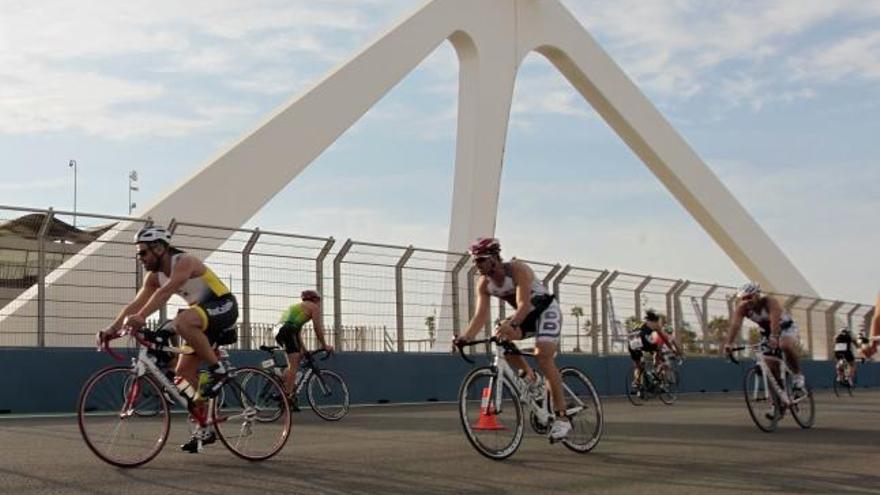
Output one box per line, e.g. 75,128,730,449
0,347,877,414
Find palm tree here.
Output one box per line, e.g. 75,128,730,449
571,306,584,352
425,313,436,345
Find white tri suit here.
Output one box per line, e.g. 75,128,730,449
157,252,239,350
486,262,562,344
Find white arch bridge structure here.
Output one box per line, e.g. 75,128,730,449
1,0,819,346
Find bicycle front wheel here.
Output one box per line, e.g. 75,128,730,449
306,370,350,421
789,380,815,429
458,367,524,460
743,366,779,433
658,369,679,405
559,367,603,453
78,366,170,468
213,367,291,461
239,369,285,423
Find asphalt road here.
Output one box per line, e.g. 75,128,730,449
1,391,879,495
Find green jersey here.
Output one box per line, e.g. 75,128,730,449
280,303,311,330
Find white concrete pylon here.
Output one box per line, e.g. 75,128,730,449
0,0,816,344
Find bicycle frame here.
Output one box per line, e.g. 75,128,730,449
734,344,794,408
465,338,584,424
110,330,239,429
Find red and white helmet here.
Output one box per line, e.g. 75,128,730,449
469,237,501,257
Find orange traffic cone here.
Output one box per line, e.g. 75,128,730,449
472,387,507,430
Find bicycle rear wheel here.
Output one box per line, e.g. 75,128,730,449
213,367,291,461
743,366,779,433
306,370,350,421
78,366,170,467
558,367,603,453
625,367,645,406
458,367,524,460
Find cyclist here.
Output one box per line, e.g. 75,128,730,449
453,238,570,442
723,282,806,390
833,327,857,386
627,310,681,396
275,289,334,409
861,292,880,359
97,226,238,453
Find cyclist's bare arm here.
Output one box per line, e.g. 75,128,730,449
460,278,490,341
725,305,746,348
105,276,159,335
657,329,681,355
305,301,330,349
508,261,534,327
767,297,783,337
135,254,202,320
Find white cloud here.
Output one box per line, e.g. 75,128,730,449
790,31,880,83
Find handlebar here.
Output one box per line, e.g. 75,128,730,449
453,336,525,364
725,345,746,365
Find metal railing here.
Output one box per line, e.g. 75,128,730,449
0,204,874,359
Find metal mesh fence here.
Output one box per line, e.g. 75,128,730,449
0,204,874,360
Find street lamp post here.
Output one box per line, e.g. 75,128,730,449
128,170,139,215
68,159,77,227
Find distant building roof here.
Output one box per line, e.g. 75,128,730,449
0,213,115,243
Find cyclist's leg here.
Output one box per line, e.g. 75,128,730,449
847,355,857,383
532,303,565,419
176,352,201,391
779,328,802,375
497,324,534,379
174,308,219,370
275,324,302,395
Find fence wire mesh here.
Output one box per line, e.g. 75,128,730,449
0,205,873,360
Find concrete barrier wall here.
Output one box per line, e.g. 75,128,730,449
1,347,877,414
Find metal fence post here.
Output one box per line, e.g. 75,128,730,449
633,276,653,321
672,280,689,334
134,218,153,293
846,304,861,333
552,265,571,350
241,229,261,350
600,270,620,355
590,270,609,354
332,239,353,351
665,280,683,330
450,253,470,337
701,285,718,352
543,263,562,287
36,209,54,347
804,299,820,357
315,237,335,344
825,301,845,359
395,246,415,353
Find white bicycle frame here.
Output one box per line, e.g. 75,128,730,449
487,342,584,425
745,344,796,408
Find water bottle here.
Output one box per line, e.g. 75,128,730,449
174,376,197,405
294,370,303,387
197,370,211,399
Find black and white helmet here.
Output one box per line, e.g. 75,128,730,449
135,226,171,244
736,282,761,298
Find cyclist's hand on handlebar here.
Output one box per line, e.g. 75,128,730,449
322,343,335,354
452,335,469,351
122,313,146,332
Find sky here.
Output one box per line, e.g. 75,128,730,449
1,0,878,303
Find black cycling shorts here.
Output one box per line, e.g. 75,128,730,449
275,323,304,354
835,350,855,363
190,293,239,345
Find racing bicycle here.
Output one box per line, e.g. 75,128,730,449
78,324,291,467
455,336,604,460
727,342,815,433
250,345,350,421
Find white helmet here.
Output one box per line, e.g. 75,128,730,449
736,282,761,298
135,226,171,244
